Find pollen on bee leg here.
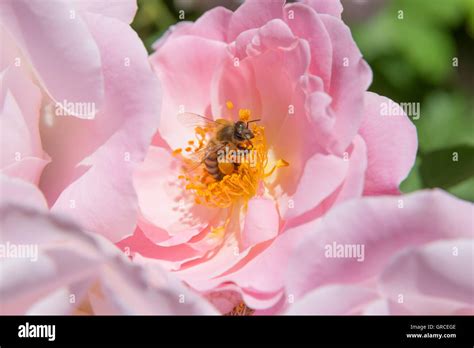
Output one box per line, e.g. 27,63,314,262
218,162,234,175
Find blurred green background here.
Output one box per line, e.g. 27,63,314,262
132,0,474,201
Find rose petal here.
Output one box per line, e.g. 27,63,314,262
283,152,349,220
0,178,216,315
359,92,417,195
40,13,161,242
283,3,333,89
241,196,280,249
227,0,285,41
286,190,473,298
150,36,228,150
0,0,104,111
285,284,378,315
133,146,220,244
302,0,343,18
378,239,474,314
319,14,372,154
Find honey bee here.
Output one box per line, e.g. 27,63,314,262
177,112,261,181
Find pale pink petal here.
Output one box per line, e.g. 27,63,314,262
362,299,391,315
0,178,216,315
133,146,220,245
319,14,372,154
302,0,343,18
151,22,193,51
333,135,368,204
0,67,43,155
283,2,333,89
0,26,22,71
188,6,233,42
91,254,218,315
0,174,47,210
74,0,137,24
292,135,368,225
0,0,104,112
152,7,232,51
190,224,307,295
377,239,474,314
286,190,473,298
0,67,50,184
39,13,160,242
0,203,107,314
1,91,33,166
150,36,228,150
1,157,49,191
227,0,285,41
359,92,418,195
283,152,348,220
241,196,280,249
209,50,261,121
285,285,378,315
176,232,252,287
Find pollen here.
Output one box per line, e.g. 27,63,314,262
225,302,254,316
226,101,234,110
172,148,182,156
238,108,251,121
176,109,288,208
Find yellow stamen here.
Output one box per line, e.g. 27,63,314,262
226,101,234,110
176,108,288,208
264,158,289,177
172,148,182,156
238,109,251,121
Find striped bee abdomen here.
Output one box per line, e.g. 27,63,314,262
204,151,223,181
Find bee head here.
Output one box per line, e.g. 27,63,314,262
234,120,254,140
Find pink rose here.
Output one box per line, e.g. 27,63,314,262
120,0,424,313
1,0,471,317
0,0,160,241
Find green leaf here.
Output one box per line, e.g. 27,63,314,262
394,23,455,83
352,13,396,60
419,145,474,189
465,0,474,37
396,0,465,27
448,176,474,202
416,91,474,152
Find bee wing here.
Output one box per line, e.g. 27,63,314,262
177,112,229,129
182,142,226,174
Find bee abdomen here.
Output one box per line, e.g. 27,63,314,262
205,156,223,180
204,157,218,168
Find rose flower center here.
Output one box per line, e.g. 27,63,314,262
173,103,288,208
